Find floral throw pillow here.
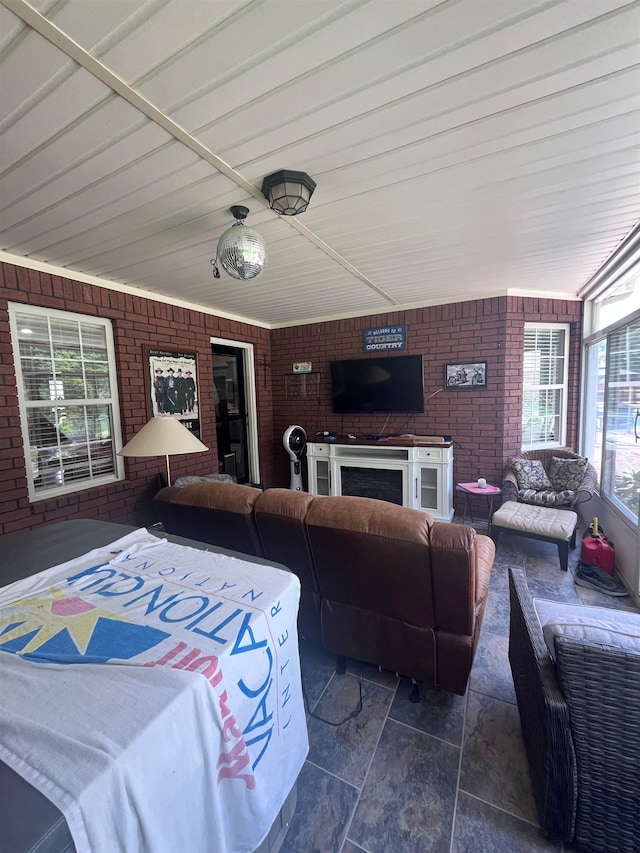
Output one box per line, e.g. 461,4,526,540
511,458,553,491
548,456,589,492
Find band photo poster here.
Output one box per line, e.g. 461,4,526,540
145,347,201,439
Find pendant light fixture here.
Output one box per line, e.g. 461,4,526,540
261,170,316,215
210,206,267,281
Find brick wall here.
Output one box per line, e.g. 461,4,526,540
271,297,583,518
1,261,582,534
0,262,272,535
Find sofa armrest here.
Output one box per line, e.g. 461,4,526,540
508,568,576,843
572,462,597,506
554,637,640,850
430,523,494,636
502,470,519,503
155,486,181,503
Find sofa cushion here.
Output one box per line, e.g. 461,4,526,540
533,598,640,661
548,455,589,491
511,458,552,491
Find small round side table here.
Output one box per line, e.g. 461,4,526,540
456,482,502,534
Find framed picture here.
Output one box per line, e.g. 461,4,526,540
144,347,201,438
444,361,487,390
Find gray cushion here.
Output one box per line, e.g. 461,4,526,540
533,598,640,661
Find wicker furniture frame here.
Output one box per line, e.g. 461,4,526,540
508,567,640,852
502,447,597,508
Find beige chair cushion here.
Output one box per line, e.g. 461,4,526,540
492,501,577,541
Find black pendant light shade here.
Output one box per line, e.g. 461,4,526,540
261,170,316,215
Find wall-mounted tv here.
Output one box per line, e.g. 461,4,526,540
330,354,424,414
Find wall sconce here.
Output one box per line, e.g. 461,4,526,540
261,170,316,215
210,206,267,280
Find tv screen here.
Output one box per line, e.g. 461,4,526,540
330,354,424,414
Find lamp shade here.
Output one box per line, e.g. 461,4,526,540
118,417,208,486
261,170,316,215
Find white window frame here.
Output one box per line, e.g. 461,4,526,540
582,307,640,527
9,303,124,501
522,322,569,451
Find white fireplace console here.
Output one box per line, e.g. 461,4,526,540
306,440,454,522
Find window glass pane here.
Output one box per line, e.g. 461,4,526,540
585,339,606,474
81,321,111,398
80,322,108,353
595,275,638,332
15,313,53,401
50,318,81,352
602,320,640,522
84,363,111,398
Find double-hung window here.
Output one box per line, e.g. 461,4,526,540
9,303,123,500
522,323,569,450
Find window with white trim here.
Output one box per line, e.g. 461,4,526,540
582,268,639,526
522,323,569,450
9,303,123,500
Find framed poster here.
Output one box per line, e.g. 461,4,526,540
144,347,201,438
444,361,487,390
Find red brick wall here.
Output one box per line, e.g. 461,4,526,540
271,297,583,517
1,261,582,534
0,262,272,535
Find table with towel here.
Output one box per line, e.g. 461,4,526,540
0,523,308,853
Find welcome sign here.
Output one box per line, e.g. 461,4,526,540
363,324,406,351
0,530,308,853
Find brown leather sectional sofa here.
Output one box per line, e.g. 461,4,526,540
154,482,495,695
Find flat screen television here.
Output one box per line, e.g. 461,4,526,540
330,354,424,414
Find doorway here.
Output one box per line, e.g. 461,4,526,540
211,340,260,485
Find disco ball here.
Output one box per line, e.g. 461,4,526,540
217,223,267,280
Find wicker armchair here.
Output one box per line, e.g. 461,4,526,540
502,447,597,508
508,568,640,852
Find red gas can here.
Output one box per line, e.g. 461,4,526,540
580,529,616,576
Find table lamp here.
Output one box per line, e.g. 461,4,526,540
118,417,209,486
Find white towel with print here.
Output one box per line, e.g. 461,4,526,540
0,529,308,853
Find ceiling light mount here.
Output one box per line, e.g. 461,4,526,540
230,204,250,221
261,169,316,215
210,206,267,281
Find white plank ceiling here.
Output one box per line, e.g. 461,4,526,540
1,0,639,327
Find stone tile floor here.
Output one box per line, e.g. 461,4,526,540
282,523,639,853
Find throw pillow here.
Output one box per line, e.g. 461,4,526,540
511,458,552,491
517,488,575,507
548,455,589,492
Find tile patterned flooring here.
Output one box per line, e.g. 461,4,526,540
281,523,640,853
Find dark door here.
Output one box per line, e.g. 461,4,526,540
212,344,249,483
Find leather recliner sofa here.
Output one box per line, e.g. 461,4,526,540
154,482,495,695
